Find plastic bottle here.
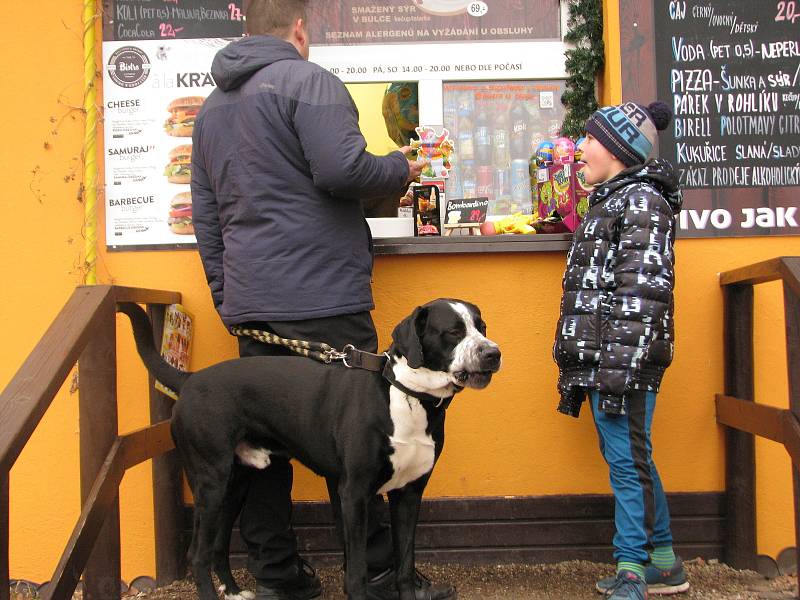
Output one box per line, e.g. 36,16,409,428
461,160,477,198
474,109,492,166
447,169,463,199
457,117,475,162
509,103,530,160
492,110,510,168
477,165,493,200
443,100,458,135
455,91,474,161
457,91,475,118
511,159,531,207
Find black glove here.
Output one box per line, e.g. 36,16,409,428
557,387,587,418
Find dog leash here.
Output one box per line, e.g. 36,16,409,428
229,326,389,372
231,326,455,408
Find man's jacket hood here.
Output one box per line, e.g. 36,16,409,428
211,35,301,91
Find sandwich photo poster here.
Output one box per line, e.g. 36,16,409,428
102,38,230,249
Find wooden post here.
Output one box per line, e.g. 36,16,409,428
722,284,757,570
783,284,800,590
147,305,187,586
78,302,121,600
1,474,8,600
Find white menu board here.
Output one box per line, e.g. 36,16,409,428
103,38,229,248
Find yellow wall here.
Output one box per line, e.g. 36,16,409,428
1,0,88,583
1,0,796,586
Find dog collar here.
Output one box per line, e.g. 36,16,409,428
382,361,455,409
339,345,389,372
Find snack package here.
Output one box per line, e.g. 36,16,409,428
537,162,592,232
535,140,555,167
574,136,587,162
492,212,539,235
398,183,416,218
553,137,576,164
411,126,454,178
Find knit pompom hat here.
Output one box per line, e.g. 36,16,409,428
585,101,672,167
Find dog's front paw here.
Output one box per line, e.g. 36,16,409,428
219,583,255,600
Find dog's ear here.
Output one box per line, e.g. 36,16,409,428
391,306,428,369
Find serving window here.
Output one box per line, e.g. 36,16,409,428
317,0,571,247
350,79,567,225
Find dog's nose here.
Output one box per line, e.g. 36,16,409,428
479,345,501,370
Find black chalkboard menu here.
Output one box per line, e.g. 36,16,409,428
103,0,245,41
654,1,800,237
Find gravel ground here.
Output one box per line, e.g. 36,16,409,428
134,559,798,599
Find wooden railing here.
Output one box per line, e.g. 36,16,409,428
0,286,186,600
717,257,800,584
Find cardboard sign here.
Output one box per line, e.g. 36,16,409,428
443,197,489,226
155,303,193,400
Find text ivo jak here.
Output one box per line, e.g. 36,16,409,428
680,206,799,231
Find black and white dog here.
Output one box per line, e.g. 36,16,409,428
119,299,501,600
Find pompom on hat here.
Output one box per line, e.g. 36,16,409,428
585,101,672,167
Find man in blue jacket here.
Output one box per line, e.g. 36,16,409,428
190,1,449,599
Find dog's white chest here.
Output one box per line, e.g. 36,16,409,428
378,388,436,494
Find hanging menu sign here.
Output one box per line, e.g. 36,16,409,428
102,38,229,249
102,0,245,41
654,1,800,237
101,0,244,249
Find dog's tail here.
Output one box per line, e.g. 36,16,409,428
117,303,191,395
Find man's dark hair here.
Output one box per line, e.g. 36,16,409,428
244,0,308,37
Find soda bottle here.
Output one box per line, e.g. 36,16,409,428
457,116,475,162
510,103,530,160
492,110,510,168
511,158,531,210
443,99,458,136
447,168,463,199
457,91,475,119
494,167,510,199
461,160,477,198
477,165,493,200
474,109,492,166
455,90,474,160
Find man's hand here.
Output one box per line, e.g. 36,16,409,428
398,146,427,184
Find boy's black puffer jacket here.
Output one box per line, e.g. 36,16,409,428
554,159,682,416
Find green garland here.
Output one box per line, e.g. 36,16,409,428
560,0,605,139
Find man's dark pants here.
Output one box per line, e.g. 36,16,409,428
235,311,395,584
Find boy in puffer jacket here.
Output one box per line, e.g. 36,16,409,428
553,101,688,599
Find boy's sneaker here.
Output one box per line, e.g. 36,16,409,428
596,557,689,595
602,570,648,599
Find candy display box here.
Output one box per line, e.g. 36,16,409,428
536,162,592,233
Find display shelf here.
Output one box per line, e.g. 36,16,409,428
373,233,571,255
